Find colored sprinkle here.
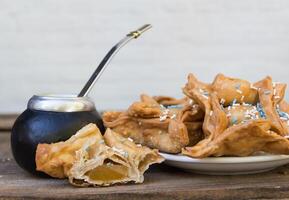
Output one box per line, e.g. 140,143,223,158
264,90,271,95
220,98,226,104
202,95,209,99
123,151,129,158
170,114,177,119
236,89,243,94
232,99,237,105
167,105,183,109
199,88,209,98
235,83,241,90
98,139,105,144
209,111,213,116
256,103,266,119
276,105,289,121
203,92,209,96
85,146,90,152
231,116,238,125
193,104,199,109
159,115,167,121
159,106,169,121
250,84,258,90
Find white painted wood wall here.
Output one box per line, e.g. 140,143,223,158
1,0,289,113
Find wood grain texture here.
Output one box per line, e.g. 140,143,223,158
1,132,289,199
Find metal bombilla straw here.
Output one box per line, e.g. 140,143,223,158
78,24,152,97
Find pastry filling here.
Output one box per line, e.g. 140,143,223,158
85,163,128,181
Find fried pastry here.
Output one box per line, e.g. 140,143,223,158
103,94,204,153
183,120,289,157
182,74,289,158
36,123,164,186
36,123,100,178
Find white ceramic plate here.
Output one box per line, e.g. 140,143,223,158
160,153,289,175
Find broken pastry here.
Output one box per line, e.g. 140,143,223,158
36,123,164,186
103,94,204,154
182,73,289,158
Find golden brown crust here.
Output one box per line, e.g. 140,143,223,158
128,102,161,118
182,73,289,158
212,73,258,106
35,124,164,186
35,123,101,178
103,94,204,153
255,77,289,135
182,120,289,158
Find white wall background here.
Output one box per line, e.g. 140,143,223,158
1,0,289,113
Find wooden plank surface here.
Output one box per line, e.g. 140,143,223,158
2,132,289,200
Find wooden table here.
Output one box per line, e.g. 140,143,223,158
2,131,289,200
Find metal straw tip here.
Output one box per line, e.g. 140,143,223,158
127,24,152,38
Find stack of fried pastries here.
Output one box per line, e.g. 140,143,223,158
103,95,204,153
104,74,289,158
